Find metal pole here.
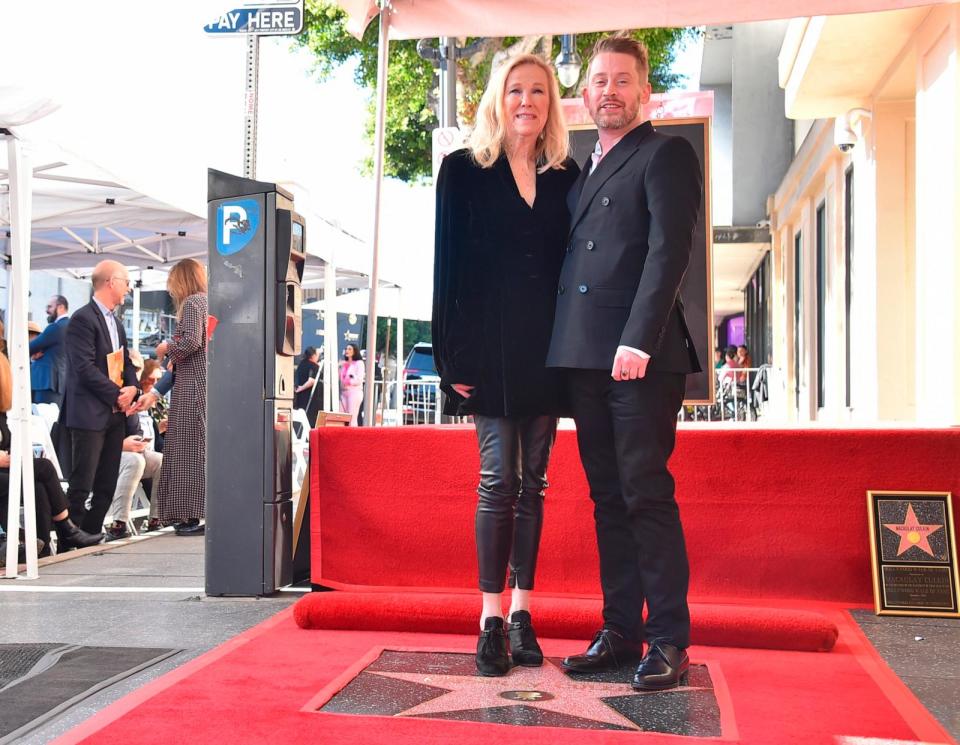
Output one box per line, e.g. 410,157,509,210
323,259,337,412
362,5,391,427
395,289,403,427
440,36,457,128
4,134,38,579
132,280,141,354
243,32,260,179
380,317,391,424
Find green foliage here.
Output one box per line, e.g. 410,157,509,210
297,2,698,182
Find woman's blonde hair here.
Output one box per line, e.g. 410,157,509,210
468,54,569,173
0,349,12,413
167,258,208,316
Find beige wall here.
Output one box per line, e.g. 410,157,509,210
913,7,960,424
770,4,960,424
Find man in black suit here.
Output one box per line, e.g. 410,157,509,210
63,260,141,536
547,36,702,690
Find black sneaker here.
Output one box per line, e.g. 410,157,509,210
476,617,510,676
507,610,544,667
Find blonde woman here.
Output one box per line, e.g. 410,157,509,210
152,258,208,536
432,53,579,676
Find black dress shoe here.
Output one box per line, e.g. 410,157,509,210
561,629,642,674
54,519,102,549
632,641,689,691
507,610,543,667
476,617,510,676
175,519,205,536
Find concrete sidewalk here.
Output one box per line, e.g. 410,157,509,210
0,532,299,744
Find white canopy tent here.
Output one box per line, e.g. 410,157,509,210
0,130,399,577
337,0,953,38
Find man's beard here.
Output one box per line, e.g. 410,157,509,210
592,99,640,130
47,311,56,324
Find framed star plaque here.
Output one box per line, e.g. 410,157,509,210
867,491,960,617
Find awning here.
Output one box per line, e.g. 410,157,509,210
337,0,950,39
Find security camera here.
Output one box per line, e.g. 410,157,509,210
834,119,857,152
834,108,872,153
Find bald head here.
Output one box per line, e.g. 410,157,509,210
91,260,130,309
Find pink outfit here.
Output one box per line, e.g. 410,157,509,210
339,360,364,426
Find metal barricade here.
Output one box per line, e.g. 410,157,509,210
679,367,777,423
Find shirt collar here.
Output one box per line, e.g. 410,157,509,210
92,296,115,317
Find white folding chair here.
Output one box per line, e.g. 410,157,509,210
291,408,311,493
34,402,60,434
29,414,64,480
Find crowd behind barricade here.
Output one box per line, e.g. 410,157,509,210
0,258,208,567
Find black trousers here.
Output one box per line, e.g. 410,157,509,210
0,458,69,544
67,413,126,534
474,415,557,593
567,369,690,648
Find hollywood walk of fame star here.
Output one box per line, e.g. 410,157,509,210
883,503,943,557
369,659,705,731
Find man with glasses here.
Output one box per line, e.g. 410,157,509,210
62,260,141,538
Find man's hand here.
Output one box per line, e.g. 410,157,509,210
117,386,137,410
0,451,10,469
132,391,159,413
611,348,649,382
31,351,44,361
451,383,475,399
122,435,147,453
154,341,169,360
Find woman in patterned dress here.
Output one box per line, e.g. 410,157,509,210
153,258,208,536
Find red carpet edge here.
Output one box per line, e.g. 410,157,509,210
293,591,839,652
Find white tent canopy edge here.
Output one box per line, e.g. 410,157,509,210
337,0,951,38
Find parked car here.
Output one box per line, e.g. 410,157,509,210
402,342,440,424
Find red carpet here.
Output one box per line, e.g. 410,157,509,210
55,607,955,745
310,427,960,604
293,591,839,652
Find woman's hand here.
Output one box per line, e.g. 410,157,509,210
451,383,475,399
155,341,169,359
0,450,10,468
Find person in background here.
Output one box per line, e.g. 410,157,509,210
29,295,71,406
104,351,163,540
0,350,100,559
433,52,578,676
147,258,208,536
714,346,724,370
294,346,320,411
719,345,740,387
62,260,141,536
338,343,364,426
140,359,168,452
736,344,753,385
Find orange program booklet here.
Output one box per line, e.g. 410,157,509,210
106,349,124,387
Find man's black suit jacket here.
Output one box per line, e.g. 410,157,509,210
546,121,703,375
62,300,139,431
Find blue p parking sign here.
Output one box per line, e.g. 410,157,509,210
216,199,260,256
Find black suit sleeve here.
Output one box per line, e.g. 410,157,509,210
622,136,702,354
66,311,121,408
432,153,480,387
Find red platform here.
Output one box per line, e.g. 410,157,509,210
309,426,960,605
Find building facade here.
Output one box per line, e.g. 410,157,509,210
771,4,960,424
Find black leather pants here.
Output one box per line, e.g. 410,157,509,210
474,415,557,593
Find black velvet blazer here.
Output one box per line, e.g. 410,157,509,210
432,149,580,417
